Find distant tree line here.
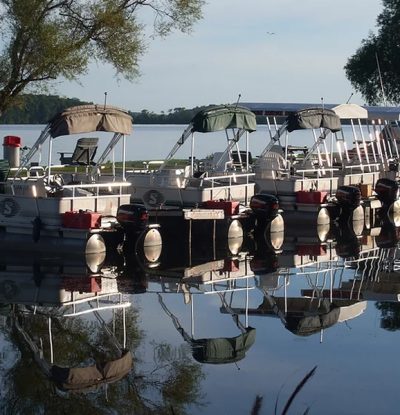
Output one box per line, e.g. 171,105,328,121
131,106,212,124
0,94,265,125
0,94,91,124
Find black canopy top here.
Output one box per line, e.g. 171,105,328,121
287,108,342,132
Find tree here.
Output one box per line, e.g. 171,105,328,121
376,301,400,331
345,0,400,105
2,303,205,414
0,0,205,114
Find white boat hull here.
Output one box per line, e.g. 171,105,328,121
128,171,255,208
0,181,131,243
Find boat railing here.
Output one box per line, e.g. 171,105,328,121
147,275,256,295
288,168,339,192
295,167,340,178
342,162,382,173
7,178,131,199
184,268,256,286
61,292,131,317
200,172,255,187
63,181,131,198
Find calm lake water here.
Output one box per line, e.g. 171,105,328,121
1,124,400,414
0,123,314,162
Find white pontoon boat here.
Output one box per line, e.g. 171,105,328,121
128,105,257,210
0,105,134,252
243,102,400,223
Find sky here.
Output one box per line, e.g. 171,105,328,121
56,0,384,113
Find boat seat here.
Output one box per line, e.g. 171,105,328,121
34,178,48,197
295,159,321,176
231,151,253,171
59,137,99,165
209,151,232,173
256,152,289,179
0,159,10,193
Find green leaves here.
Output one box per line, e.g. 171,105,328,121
0,0,205,114
345,0,400,104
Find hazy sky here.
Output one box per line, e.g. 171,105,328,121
57,0,384,113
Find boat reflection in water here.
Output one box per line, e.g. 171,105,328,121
1,206,400,413
122,207,400,346
143,207,398,343
123,228,266,365
254,210,400,339
0,249,133,397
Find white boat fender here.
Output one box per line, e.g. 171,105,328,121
32,216,42,242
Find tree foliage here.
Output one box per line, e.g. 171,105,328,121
0,93,218,124
376,301,400,331
0,94,91,123
2,303,205,414
0,0,205,114
345,0,400,104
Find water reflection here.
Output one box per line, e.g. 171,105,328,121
1,208,400,413
0,251,204,413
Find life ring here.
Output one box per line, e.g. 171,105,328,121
0,280,18,299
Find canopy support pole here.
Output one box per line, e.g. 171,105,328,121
191,132,195,176
47,137,53,179
259,120,288,159
122,134,126,181
159,124,193,170
214,129,247,170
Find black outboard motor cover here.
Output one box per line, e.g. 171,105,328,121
250,194,279,219
117,204,149,233
375,178,399,206
335,185,361,209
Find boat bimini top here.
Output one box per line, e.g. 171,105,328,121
160,105,257,172
257,107,342,162
17,104,133,179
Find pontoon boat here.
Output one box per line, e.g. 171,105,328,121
0,104,152,253
128,105,257,210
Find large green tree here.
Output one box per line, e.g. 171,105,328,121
345,0,400,105
0,0,204,114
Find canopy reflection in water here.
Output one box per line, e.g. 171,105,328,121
1,250,133,394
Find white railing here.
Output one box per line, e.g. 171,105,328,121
201,172,255,187
343,163,381,173
62,293,131,317
295,167,340,178
64,181,131,198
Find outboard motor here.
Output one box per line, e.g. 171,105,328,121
375,178,399,206
250,194,280,220
335,185,361,209
117,204,149,235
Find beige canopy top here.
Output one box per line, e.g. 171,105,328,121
332,103,368,120
49,104,133,138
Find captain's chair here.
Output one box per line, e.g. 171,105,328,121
231,150,253,171
0,159,10,193
59,137,98,165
